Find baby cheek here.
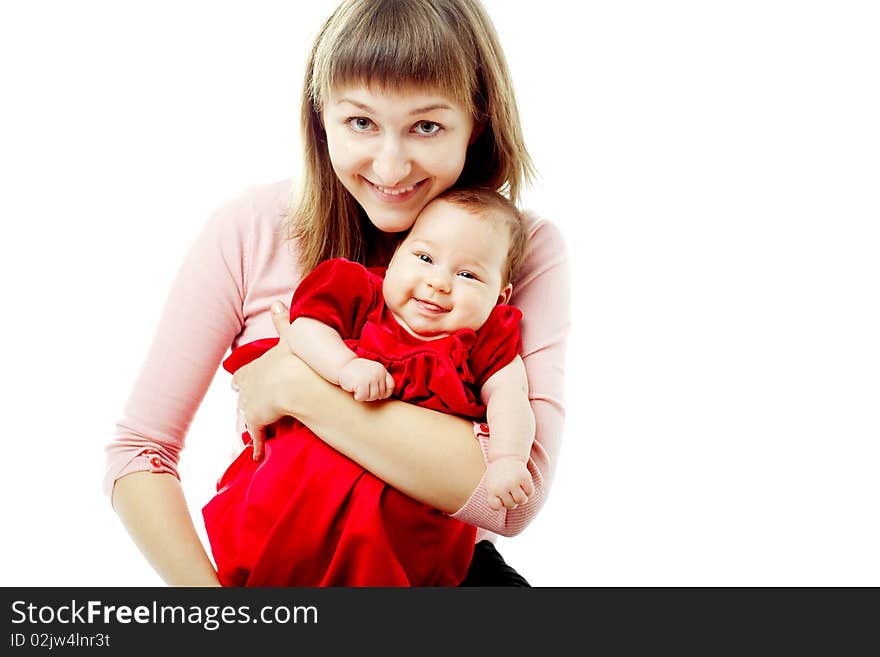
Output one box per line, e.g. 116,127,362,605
461,297,493,331
383,274,407,309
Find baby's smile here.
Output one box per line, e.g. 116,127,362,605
412,297,451,314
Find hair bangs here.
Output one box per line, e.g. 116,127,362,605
311,0,478,112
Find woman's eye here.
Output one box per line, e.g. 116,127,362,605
417,253,432,263
348,117,374,132
414,121,441,136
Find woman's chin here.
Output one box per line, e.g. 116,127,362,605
365,209,419,234
354,177,439,233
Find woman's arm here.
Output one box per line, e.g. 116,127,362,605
241,315,395,461
104,184,273,584
233,337,485,512
111,473,221,586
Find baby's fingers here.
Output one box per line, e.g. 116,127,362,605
382,372,395,398
511,486,529,506
499,491,518,510
488,495,504,511
353,383,369,401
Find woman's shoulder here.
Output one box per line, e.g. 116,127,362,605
198,178,301,276
522,210,568,257
515,210,569,287
208,178,295,236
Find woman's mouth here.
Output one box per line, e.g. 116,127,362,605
364,177,427,203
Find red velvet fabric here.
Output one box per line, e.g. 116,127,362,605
203,259,521,586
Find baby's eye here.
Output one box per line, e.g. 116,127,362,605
414,121,441,136
416,253,433,264
457,271,478,280
347,117,374,132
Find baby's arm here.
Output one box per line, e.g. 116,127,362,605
289,317,394,402
480,355,536,510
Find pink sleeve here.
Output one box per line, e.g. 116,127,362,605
102,195,250,501
449,217,570,538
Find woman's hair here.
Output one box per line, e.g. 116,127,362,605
289,0,535,274
433,187,529,287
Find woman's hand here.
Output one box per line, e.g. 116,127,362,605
232,301,302,460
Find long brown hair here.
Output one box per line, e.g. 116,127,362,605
289,0,535,274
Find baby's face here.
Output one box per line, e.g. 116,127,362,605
383,199,511,340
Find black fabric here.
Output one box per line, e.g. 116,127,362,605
458,541,530,587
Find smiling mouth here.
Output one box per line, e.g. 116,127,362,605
364,177,427,201
414,298,450,313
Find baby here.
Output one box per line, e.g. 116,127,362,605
204,187,535,586
291,189,535,511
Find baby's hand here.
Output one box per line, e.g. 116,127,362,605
338,358,394,402
485,456,534,511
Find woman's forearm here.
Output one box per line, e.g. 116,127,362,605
289,369,486,513
111,472,220,586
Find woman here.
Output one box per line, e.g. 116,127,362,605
104,0,569,586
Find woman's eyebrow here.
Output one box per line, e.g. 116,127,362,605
336,99,452,115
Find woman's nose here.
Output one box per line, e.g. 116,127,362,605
372,138,412,185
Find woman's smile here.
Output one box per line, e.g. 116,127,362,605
363,176,429,204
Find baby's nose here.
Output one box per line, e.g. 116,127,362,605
426,272,451,292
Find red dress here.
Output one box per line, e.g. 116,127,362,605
202,258,522,586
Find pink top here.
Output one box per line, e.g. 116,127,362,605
103,179,570,542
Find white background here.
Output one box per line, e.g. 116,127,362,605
1,1,878,586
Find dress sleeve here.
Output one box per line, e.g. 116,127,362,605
103,193,251,502
449,218,570,538
221,338,281,374
287,258,378,340
468,305,524,386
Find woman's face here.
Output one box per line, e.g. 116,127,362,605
322,84,475,233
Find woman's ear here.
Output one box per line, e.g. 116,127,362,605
497,283,513,305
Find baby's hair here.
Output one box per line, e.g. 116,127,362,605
290,0,535,275
434,187,529,287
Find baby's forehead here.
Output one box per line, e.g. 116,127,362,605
406,206,509,264
408,203,494,241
